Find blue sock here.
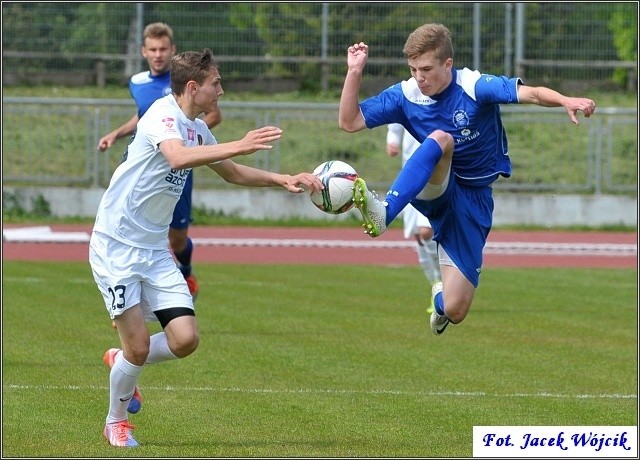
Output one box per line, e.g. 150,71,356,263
175,237,193,276
383,137,443,225
434,291,445,316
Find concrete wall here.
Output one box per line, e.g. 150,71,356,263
3,186,637,228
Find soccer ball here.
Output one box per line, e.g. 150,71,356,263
310,160,358,215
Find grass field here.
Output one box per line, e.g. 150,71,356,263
2,261,637,457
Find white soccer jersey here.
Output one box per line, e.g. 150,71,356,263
93,94,216,249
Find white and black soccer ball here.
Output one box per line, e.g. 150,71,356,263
310,160,359,215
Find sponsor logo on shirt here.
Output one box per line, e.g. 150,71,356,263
162,117,177,134
165,168,191,192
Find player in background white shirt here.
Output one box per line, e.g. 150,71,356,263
386,123,441,313
90,48,323,448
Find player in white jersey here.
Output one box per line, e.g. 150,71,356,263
386,123,441,313
91,48,323,448
339,23,595,336
97,22,221,303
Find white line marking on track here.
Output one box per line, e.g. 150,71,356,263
3,227,636,256
191,238,637,257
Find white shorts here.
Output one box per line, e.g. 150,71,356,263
402,204,432,239
89,231,193,322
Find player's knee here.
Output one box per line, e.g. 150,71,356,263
441,289,474,323
125,344,150,366
171,332,199,358
443,297,473,324
161,311,198,357
429,130,454,155
445,308,467,324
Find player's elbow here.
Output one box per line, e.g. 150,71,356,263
338,112,366,133
338,124,354,133
338,120,361,133
161,141,192,169
167,157,189,170
167,160,185,170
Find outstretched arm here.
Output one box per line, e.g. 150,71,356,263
159,126,284,170
97,114,139,151
338,42,369,133
517,85,596,125
208,160,323,194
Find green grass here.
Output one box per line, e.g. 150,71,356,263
2,261,637,457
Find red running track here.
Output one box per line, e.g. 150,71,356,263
2,224,637,269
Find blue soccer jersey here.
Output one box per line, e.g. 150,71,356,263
359,68,522,287
360,68,522,187
129,70,172,119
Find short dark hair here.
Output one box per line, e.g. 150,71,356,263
170,48,219,95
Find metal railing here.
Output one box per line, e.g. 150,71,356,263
2,97,637,195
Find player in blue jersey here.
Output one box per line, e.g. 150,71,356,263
98,22,219,303
339,23,596,336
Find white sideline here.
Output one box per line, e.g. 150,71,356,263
2,225,90,242
4,384,637,400
2,226,636,256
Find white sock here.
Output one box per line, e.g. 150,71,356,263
106,351,142,424
416,240,441,286
145,332,178,364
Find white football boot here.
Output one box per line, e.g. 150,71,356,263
352,177,387,237
429,281,450,335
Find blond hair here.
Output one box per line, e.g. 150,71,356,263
403,23,453,62
143,22,174,45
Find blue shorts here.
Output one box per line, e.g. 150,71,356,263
171,170,193,230
411,176,493,287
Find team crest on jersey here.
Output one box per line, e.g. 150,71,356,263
453,110,475,139
197,134,203,145
452,110,469,129
187,128,195,141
